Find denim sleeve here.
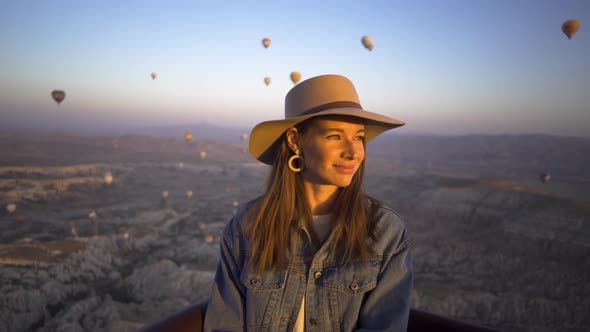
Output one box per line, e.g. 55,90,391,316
355,230,413,331
202,219,247,332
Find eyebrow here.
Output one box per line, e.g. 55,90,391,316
321,128,366,133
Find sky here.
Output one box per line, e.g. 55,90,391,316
0,0,589,136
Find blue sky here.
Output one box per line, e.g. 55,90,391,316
1,0,588,136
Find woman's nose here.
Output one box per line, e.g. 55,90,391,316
342,140,364,160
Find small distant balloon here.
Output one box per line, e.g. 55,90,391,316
122,230,129,239
88,211,97,221
205,234,214,244
185,132,193,142
290,71,302,84
151,72,157,80
241,133,248,141
361,35,374,51
186,190,193,199
200,151,207,160
232,200,239,208
562,19,581,39
104,172,113,185
51,90,66,105
178,162,184,169
264,77,272,86
6,203,16,214
162,191,169,200
262,38,271,48
198,222,207,230
540,173,551,184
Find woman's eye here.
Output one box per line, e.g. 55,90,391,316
355,136,366,141
327,135,340,140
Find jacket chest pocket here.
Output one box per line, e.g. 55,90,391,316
320,259,381,295
240,268,287,329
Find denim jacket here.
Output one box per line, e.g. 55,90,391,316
203,199,413,332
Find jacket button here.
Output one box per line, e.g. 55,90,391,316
350,282,359,291
314,271,322,279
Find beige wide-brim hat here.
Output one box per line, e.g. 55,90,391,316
250,74,406,165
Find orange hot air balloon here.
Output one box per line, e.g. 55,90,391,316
361,35,374,51
290,71,302,84
51,90,66,105
262,38,271,48
185,132,192,142
240,133,248,141
264,77,272,86
562,19,581,39
151,72,157,80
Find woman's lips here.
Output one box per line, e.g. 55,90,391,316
333,164,356,173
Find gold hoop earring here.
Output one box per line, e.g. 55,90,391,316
288,153,303,172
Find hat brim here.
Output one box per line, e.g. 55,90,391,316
249,107,405,165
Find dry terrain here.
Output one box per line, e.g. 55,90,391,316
1,133,589,332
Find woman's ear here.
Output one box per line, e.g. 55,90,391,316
285,127,300,153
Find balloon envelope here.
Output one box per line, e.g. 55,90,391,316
185,132,192,142
290,72,302,84
361,36,374,50
6,203,16,214
562,19,581,39
104,172,113,185
264,77,272,86
89,211,97,220
151,72,157,80
241,133,248,141
200,151,207,159
51,90,66,104
262,38,271,48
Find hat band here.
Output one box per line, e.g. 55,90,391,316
295,101,363,117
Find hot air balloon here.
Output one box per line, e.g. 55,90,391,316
205,234,215,244
562,19,581,39
264,77,272,86
104,172,114,185
88,211,97,221
232,200,239,208
262,38,271,48
185,132,193,142
361,36,374,51
240,133,248,141
151,72,157,80
290,72,302,84
162,191,169,200
200,151,207,159
51,90,66,105
540,173,551,184
186,190,193,199
178,162,184,169
6,203,16,214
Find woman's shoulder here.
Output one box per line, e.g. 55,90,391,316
222,197,261,239
368,198,410,255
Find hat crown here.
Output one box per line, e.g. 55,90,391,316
285,75,362,119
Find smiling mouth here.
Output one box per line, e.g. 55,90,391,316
334,165,356,171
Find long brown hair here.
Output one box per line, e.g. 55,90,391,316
244,118,380,274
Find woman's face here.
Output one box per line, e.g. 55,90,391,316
295,117,366,188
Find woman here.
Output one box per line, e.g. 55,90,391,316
204,74,413,331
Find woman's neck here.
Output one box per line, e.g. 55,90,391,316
303,182,339,215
